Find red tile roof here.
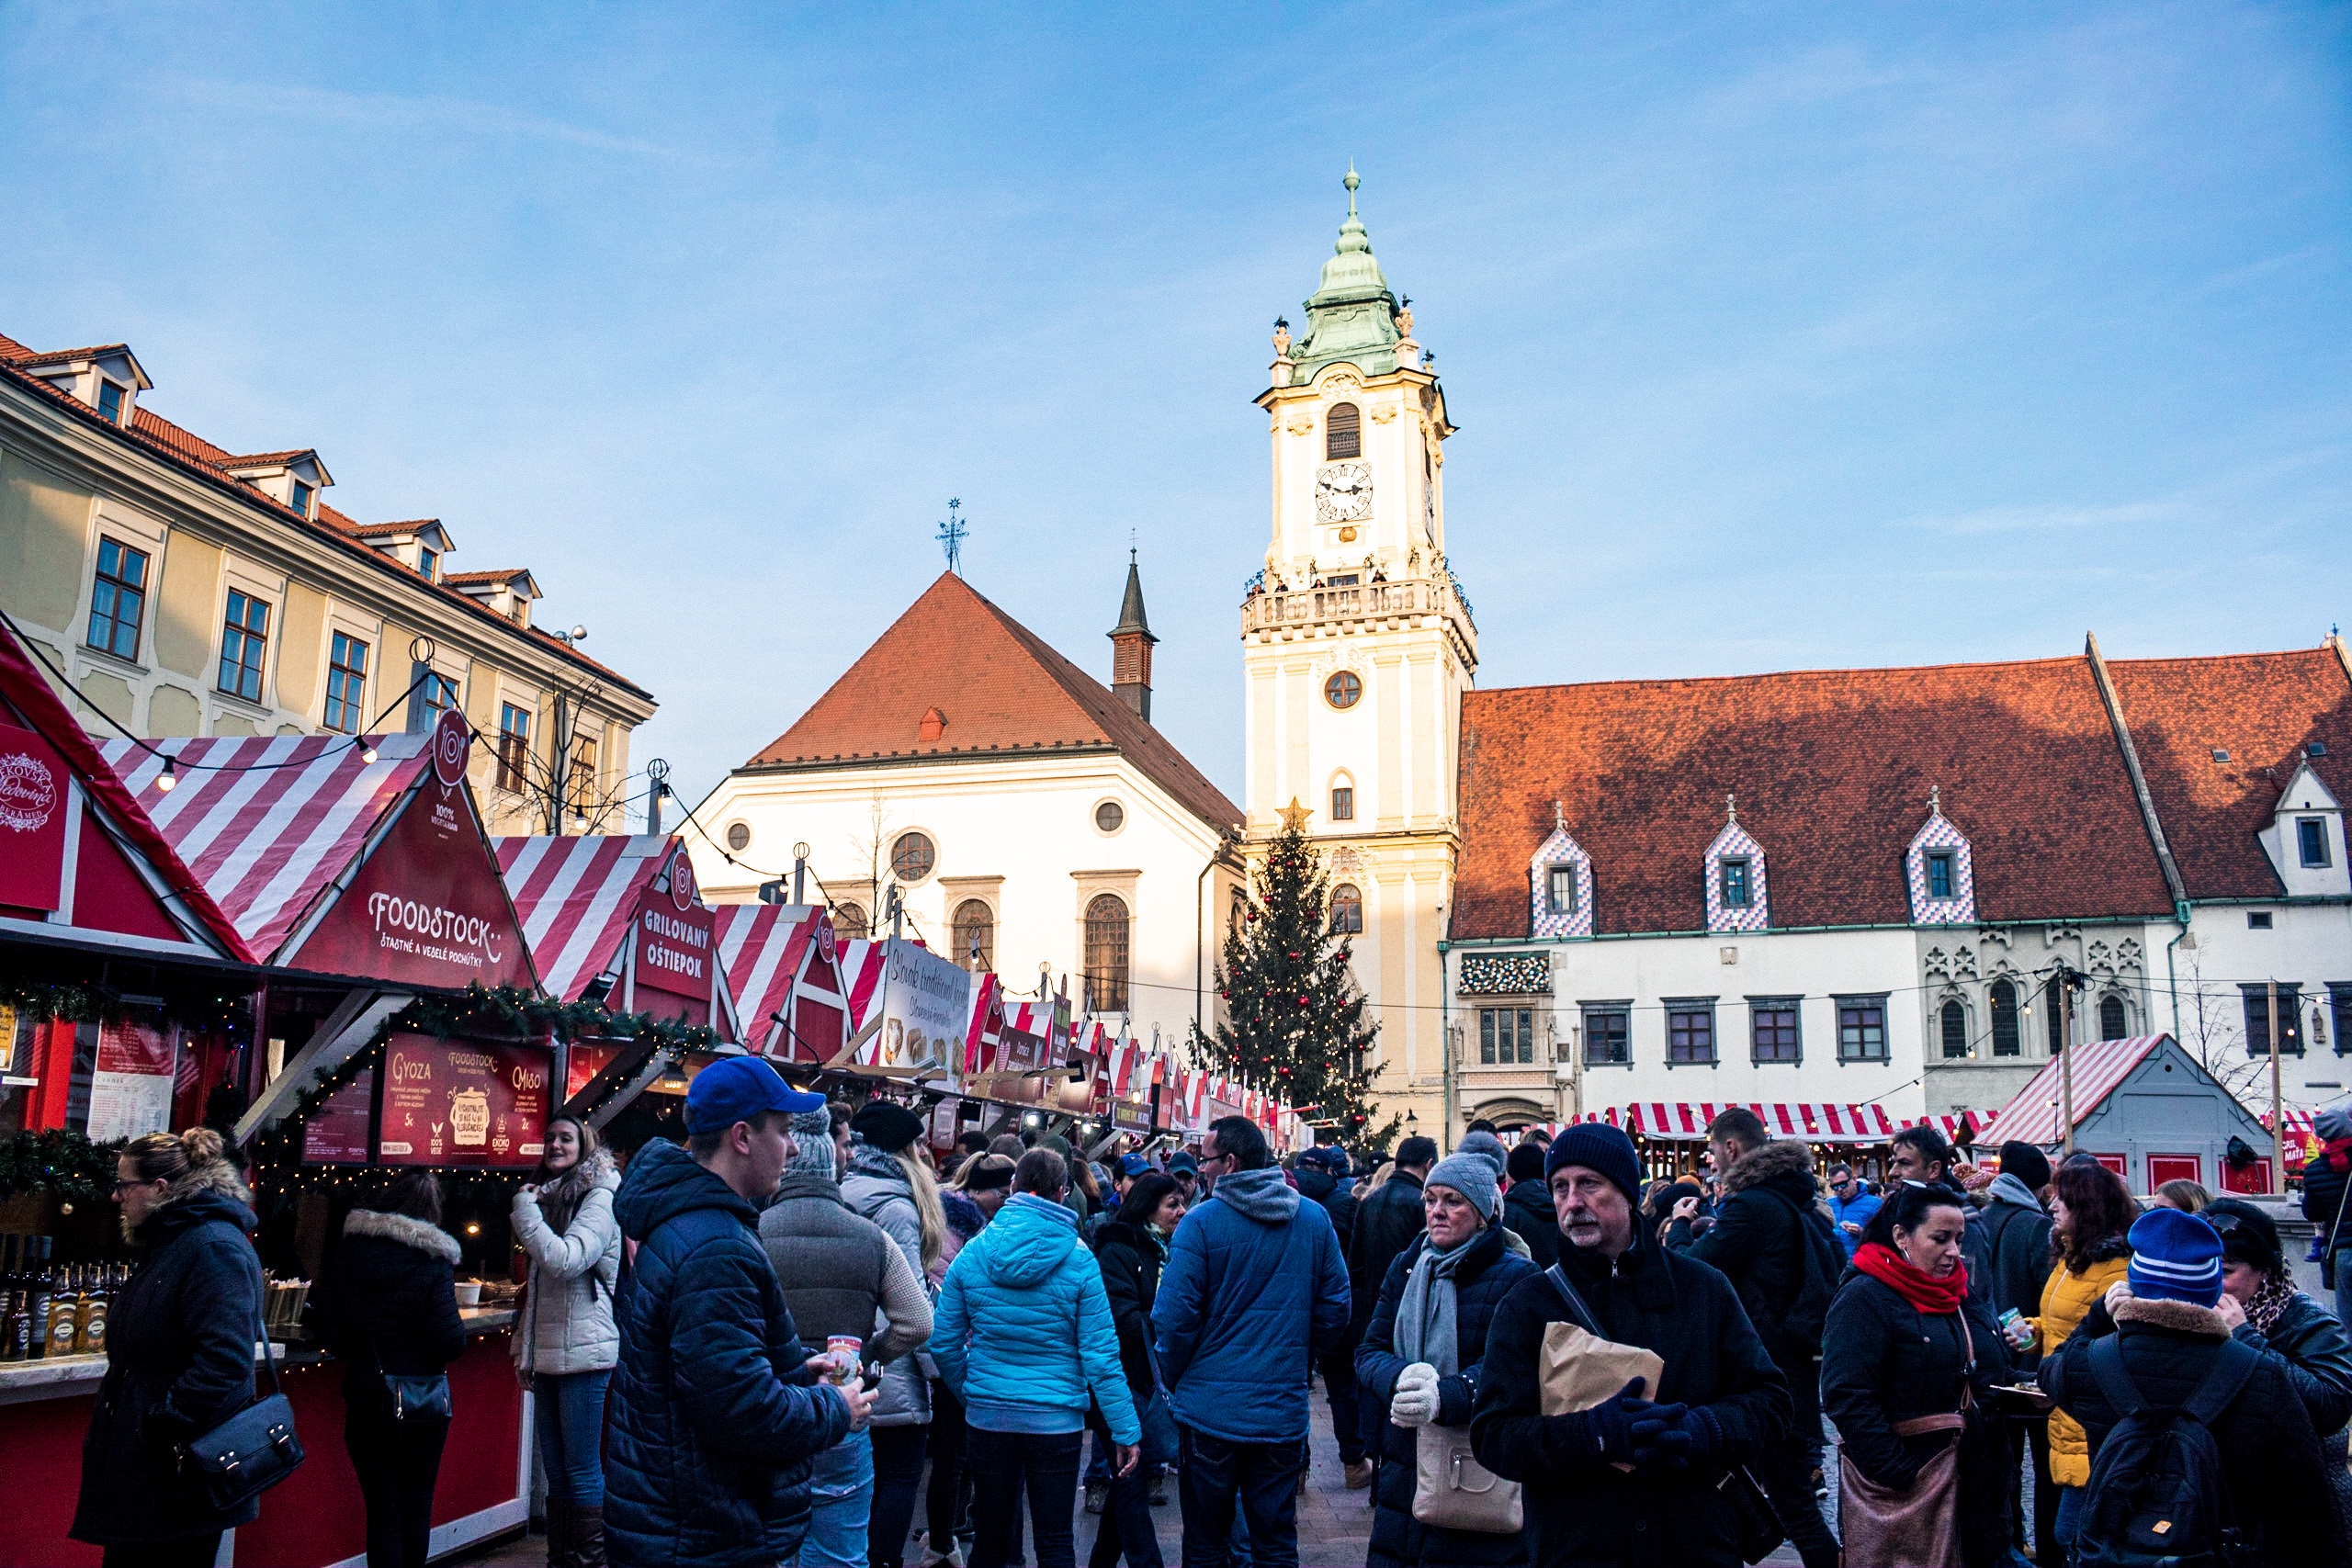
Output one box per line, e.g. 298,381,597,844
220,448,316,468
1453,653,2177,940
2107,646,2352,899
745,571,1240,831
445,569,531,587
346,519,441,538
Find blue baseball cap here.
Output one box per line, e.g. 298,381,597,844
685,1055,825,1134
1119,1153,1152,1178
1168,1151,1199,1175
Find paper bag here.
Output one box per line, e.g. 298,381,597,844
1539,1321,1665,1415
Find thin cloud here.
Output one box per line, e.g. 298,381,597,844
166,78,710,164
1902,499,2194,536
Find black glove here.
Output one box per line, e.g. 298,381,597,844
1634,1404,1724,1474
1570,1377,1686,1467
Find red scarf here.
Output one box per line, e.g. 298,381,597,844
1854,1241,1969,1315
2324,1136,2352,1175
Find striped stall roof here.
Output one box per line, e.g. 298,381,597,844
713,903,850,1063
1989,1036,2169,1146
494,835,676,1004
97,733,429,961
1623,1101,1991,1144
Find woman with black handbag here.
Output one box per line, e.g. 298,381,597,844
313,1172,468,1568
1820,1181,2009,1568
72,1127,271,1568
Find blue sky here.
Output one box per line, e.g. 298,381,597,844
5,5,2347,821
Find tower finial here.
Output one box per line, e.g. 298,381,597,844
1725,792,1737,824
1344,163,1359,219
1554,799,1566,834
936,497,967,575
1929,784,1942,816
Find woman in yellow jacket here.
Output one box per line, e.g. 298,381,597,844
2003,1156,2136,1561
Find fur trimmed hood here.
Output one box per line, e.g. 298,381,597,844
1722,1137,1816,1195
345,1207,463,1265
2115,1292,2230,1338
156,1156,251,1212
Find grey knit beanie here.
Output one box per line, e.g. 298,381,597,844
1423,1154,1500,1222
1455,1130,1510,1184
785,1105,837,1179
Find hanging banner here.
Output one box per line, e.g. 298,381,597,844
377,1033,551,1168
634,847,715,1025
303,1065,377,1165
875,939,968,1072
0,718,69,913
87,1014,177,1143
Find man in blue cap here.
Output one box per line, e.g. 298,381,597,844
606,1056,876,1568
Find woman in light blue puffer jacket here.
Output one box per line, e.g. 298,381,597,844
933,1149,1139,1568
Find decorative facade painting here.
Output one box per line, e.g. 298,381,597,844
1905,795,1978,925
1703,798,1770,934
1528,807,1595,939
1459,951,1553,997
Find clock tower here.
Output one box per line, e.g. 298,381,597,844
1241,169,1476,1140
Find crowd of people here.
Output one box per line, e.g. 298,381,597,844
60,1063,2352,1568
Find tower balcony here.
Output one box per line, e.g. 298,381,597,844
1239,571,1478,665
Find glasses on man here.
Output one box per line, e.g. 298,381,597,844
111,1177,162,1195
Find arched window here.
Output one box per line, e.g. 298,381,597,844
952,900,994,971
2099,993,2129,1042
1989,980,2020,1056
834,902,869,941
1330,775,1355,821
1326,401,1361,460
1083,894,1131,1014
1940,999,1968,1059
890,831,935,883
1329,883,1363,934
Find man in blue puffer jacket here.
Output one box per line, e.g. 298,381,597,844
933,1145,1139,1568
605,1058,873,1568
1152,1114,1351,1568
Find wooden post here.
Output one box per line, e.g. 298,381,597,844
2269,978,2286,1195
2060,971,2075,1156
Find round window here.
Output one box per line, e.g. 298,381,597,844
1325,671,1363,710
725,821,752,852
1095,800,1125,833
890,831,936,882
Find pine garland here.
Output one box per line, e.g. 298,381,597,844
1192,818,1397,1151
0,1127,124,1202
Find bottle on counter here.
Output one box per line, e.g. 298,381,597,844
0,1236,23,1362
25,1240,53,1361
72,1264,106,1356
44,1258,80,1360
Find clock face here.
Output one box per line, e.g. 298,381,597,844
1316,463,1374,523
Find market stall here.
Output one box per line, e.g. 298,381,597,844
712,902,852,1066
1991,1034,2278,1194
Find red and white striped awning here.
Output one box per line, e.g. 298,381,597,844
712,904,850,1064
1990,1036,2169,1147
99,732,429,961
495,835,677,1004
1626,1101,1916,1143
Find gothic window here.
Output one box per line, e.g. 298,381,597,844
890,831,935,883
2045,975,2068,1053
2098,993,2128,1041
1084,894,1131,1014
1326,401,1361,460
1479,1007,1535,1066
1989,980,2020,1056
1329,883,1363,934
834,902,869,940
952,900,994,971
1940,1000,1968,1059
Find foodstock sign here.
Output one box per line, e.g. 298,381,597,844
633,845,714,1025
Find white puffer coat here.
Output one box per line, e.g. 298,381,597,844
513,1150,622,1377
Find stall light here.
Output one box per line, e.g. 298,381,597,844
1023,1111,1042,1128
156,756,176,792
359,735,379,764
464,1222,481,1236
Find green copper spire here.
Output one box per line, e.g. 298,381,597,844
1286,165,1405,383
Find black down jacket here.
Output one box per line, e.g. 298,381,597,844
605,1140,853,1568
1356,1224,1537,1568
311,1207,467,1410
1499,1180,1558,1269
1468,1231,1791,1568
2039,1293,2331,1566
1818,1271,2011,1568
1091,1216,1165,1403
1350,1171,1426,1333
71,1168,266,1549
1662,1139,1830,1419
1294,1164,1360,1255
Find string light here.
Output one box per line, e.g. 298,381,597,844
156,757,175,791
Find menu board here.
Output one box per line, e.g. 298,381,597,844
377,1033,551,1168
87,1015,177,1144
303,1066,377,1165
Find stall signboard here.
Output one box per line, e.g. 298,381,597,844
87,1013,176,1142
1111,1100,1152,1134
378,1033,551,1168
294,715,534,989
303,1066,378,1165
930,1097,963,1150
0,718,68,912
634,847,715,1025
968,1024,1049,1106
875,939,967,1072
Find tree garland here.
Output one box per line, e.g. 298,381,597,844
0,1127,124,1202
0,974,127,1026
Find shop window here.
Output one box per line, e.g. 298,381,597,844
85,537,148,660
1668,1002,1716,1065
1329,883,1363,934
323,633,368,733
1084,894,1131,1014
2098,994,2129,1041
1940,999,1968,1059
1837,996,1888,1063
2244,984,2304,1055
1989,979,2021,1056
952,900,994,971
1480,1007,1535,1066
495,705,531,792
1751,999,1801,1064
217,590,270,703
1326,401,1361,459
1583,1005,1630,1066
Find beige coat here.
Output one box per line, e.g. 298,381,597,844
511,1152,622,1377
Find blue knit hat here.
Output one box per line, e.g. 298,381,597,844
2127,1206,2224,1306
1545,1123,1644,1207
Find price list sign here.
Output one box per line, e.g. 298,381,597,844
377,1033,551,1168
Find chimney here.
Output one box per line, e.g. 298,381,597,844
1108,550,1158,721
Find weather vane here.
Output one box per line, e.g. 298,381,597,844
937,498,968,576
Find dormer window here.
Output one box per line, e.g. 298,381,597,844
1547,863,1578,915
288,479,313,519
418,546,439,582
1703,802,1769,933
96,380,125,425
1720,857,1752,908
1529,809,1594,938
1906,794,1977,925
2301,818,2331,868
1926,850,1957,899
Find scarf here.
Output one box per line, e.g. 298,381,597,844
1394,1233,1478,1376
2246,1270,2299,1336
535,1148,614,1235
2326,1136,2352,1176
1855,1241,1970,1315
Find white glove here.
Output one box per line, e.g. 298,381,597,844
1389,1362,1441,1428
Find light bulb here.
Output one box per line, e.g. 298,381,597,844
156,757,177,792
359,736,379,764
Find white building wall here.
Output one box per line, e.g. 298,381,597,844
2164,901,2352,1111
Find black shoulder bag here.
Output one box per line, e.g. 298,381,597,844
184,1304,306,1512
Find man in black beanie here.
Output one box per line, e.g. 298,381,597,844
1470,1123,1789,1568
1976,1139,2055,1562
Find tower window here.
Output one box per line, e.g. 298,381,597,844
1719,858,1751,908
1324,671,1362,710
1326,401,1361,460
1926,851,1956,899
890,831,936,883
1989,979,2020,1056
1547,864,1578,915
1940,999,1968,1058
1329,883,1363,934
953,899,995,970
1330,785,1354,821
96,379,125,424
2299,818,2331,868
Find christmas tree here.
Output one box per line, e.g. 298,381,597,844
1193,802,1396,1150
